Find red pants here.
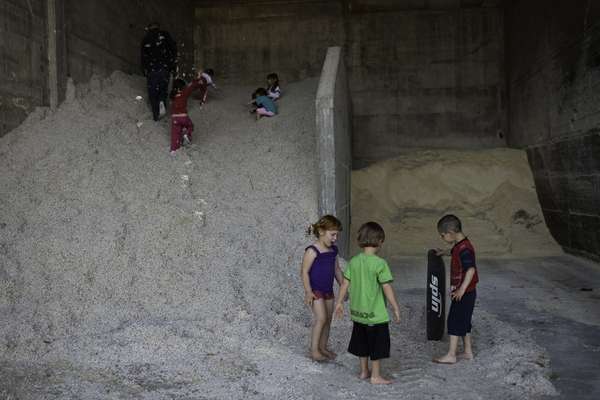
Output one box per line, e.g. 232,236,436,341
171,115,193,151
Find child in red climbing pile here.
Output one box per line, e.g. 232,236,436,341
169,71,204,155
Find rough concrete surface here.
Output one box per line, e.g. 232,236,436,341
0,0,193,137
316,46,352,258
192,0,506,162
506,0,600,261
0,72,563,399
0,0,48,137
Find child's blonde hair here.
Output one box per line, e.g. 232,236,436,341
307,215,342,238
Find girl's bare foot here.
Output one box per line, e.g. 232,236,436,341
457,352,474,360
310,351,328,362
321,348,337,359
358,370,371,380
370,376,393,385
433,354,457,364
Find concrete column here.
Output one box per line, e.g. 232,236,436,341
47,0,58,110
316,46,352,258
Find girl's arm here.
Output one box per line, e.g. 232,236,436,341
301,249,317,306
382,283,401,323
334,278,350,320
334,256,343,286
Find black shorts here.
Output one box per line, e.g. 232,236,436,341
447,290,476,336
348,321,390,360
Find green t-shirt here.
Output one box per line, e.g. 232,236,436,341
343,253,394,325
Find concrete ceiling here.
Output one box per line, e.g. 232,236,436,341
191,0,504,9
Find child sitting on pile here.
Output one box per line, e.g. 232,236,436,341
249,87,277,120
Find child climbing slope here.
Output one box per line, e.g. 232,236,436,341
169,71,203,154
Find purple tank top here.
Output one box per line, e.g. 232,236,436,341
307,245,338,294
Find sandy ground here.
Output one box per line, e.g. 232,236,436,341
351,149,563,258
0,72,572,399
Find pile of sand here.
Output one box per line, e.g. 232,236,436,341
351,149,562,258
0,73,557,399
0,71,319,360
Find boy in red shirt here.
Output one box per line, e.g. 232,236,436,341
433,214,479,364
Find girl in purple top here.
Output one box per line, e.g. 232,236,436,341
301,215,343,361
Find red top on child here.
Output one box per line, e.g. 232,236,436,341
450,238,479,293
170,79,201,115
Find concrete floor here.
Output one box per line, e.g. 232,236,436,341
392,254,600,400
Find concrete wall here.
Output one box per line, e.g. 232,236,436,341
505,0,600,261
65,0,194,84
316,47,352,257
193,0,345,83
0,0,48,137
0,1,194,137
192,0,506,167
349,1,506,167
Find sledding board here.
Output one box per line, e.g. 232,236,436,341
427,249,446,341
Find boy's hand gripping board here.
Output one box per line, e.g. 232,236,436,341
427,249,446,341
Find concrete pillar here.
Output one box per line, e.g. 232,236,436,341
316,46,352,258
47,0,58,110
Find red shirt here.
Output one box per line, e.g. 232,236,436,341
170,79,201,115
450,238,479,293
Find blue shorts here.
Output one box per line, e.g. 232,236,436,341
447,290,476,336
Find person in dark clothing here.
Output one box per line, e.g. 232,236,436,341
141,22,177,121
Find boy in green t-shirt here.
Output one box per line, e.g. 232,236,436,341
335,222,401,385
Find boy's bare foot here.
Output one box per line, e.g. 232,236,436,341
433,354,457,364
310,351,328,362
321,348,337,359
457,352,474,361
358,370,371,380
370,376,393,385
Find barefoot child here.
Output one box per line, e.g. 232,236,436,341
335,222,401,385
433,214,479,364
301,215,343,361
